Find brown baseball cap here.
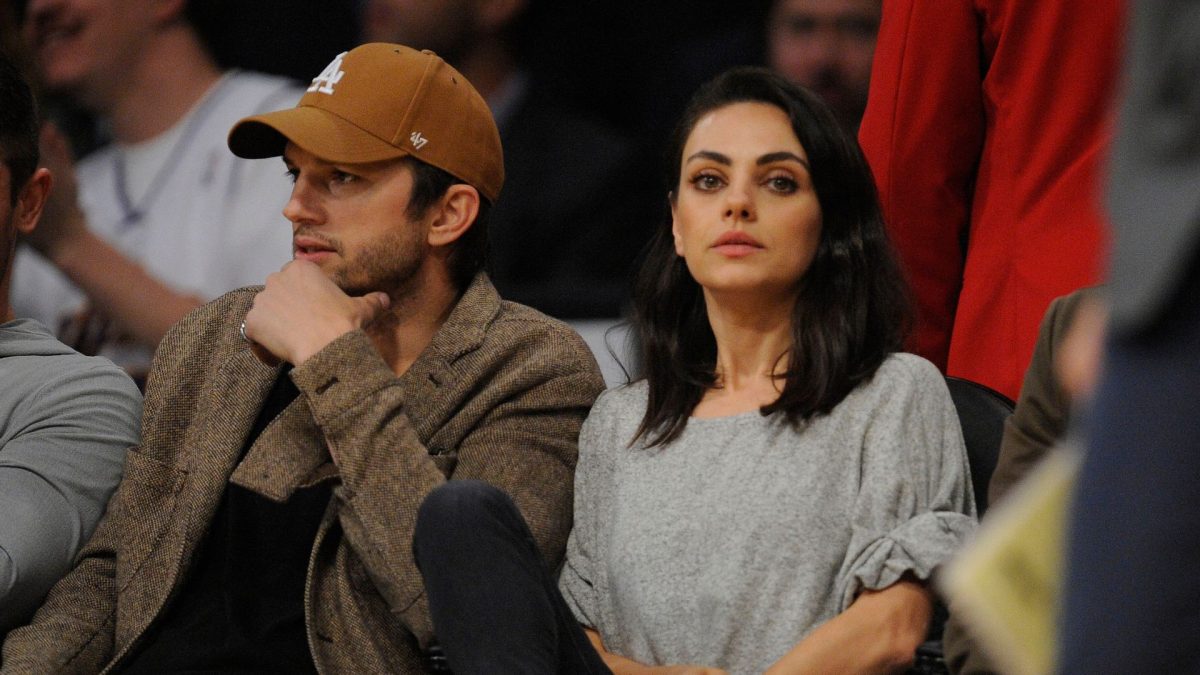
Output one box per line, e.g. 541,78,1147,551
228,43,504,203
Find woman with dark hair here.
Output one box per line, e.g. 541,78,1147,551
413,67,975,674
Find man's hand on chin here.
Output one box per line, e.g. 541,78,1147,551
243,259,390,366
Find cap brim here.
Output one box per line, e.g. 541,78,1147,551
227,105,410,164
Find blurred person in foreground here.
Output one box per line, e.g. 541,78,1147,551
410,67,975,674
1,43,603,673
0,49,141,640
12,0,303,380
1059,1,1200,671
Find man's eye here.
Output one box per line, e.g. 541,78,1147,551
331,171,356,185
284,169,298,184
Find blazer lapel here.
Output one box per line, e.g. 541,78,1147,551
231,394,335,502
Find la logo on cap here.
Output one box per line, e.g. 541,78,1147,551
308,52,347,95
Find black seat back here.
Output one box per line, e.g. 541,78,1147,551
944,376,1014,518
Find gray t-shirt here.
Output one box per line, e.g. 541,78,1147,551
559,353,976,674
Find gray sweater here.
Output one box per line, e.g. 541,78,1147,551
0,319,142,636
559,353,976,674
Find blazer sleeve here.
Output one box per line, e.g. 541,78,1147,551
288,327,603,643
858,0,986,369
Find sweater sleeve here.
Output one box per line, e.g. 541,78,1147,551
557,390,618,630
836,356,977,610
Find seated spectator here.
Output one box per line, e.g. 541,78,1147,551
766,0,881,133
363,0,657,318
0,43,602,673
412,67,976,674
12,0,303,381
0,51,142,638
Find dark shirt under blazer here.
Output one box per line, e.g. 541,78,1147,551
0,273,605,673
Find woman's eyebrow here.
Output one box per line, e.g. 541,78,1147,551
684,150,731,165
757,151,810,169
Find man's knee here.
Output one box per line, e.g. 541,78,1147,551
415,480,519,547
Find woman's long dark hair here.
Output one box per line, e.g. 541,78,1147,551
632,67,911,446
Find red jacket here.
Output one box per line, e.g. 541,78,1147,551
859,0,1124,400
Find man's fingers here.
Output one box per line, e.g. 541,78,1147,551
355,292,391,321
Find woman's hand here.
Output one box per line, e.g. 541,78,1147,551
763,577,932,674
584,628,729,675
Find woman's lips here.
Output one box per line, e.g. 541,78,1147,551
711,231,763,257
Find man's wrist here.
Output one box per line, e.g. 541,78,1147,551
291,322,359,365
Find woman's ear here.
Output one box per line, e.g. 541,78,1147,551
427,184,481,249
669,192,684,257
14,168,52,237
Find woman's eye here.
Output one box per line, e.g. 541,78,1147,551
767,176,798,193
284,169,298,184
691,173,723,191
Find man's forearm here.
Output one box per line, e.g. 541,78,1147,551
44,229,204,347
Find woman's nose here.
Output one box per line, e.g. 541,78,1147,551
723,182,756,221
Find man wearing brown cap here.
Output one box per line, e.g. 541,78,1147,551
1,43,605,673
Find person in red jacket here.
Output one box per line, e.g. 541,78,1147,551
857,0,1124,400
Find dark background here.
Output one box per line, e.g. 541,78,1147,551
10,0,774,177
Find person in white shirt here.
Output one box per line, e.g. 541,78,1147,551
13,0,302,380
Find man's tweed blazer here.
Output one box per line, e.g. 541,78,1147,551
1,273,605,673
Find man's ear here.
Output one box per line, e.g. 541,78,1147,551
426,184,481,248
14,168,52,237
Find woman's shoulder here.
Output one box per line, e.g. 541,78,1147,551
589,380,649,420
579,381,649,448
843,352,950,411
875,352,945,386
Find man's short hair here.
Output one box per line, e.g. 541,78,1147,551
0,51,39,204
402,156,491,291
